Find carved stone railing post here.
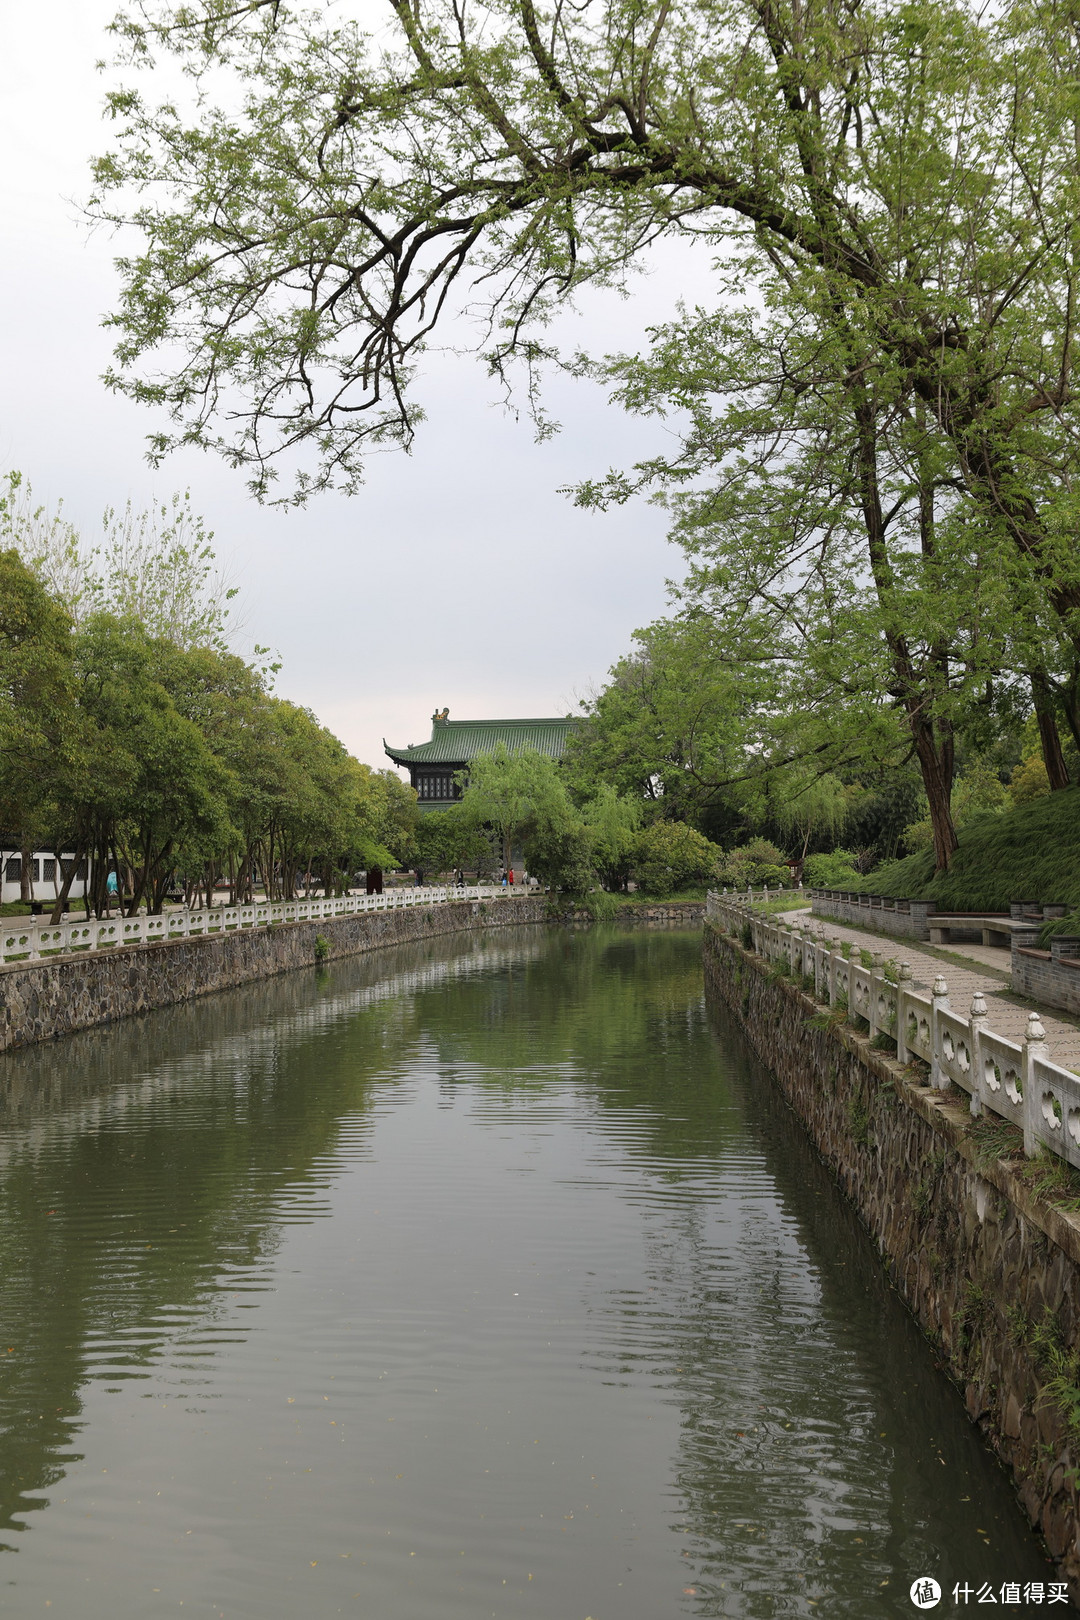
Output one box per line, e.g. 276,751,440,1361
930,975,950,1089
895,964,913,1063
968,992,989,1117
1022,1012,1048,1157
814,935,830,1001
868,953,883,1040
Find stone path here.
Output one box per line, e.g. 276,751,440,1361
775,908,1080,1075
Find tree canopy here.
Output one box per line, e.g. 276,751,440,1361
93,0,1080,864
0,483,417,917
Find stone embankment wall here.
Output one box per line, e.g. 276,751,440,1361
0,897,549,1055
704,920,1080,1597
0,898,704,1055
568,901,703,924
618,901,704,922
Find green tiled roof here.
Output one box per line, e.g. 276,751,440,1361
384,716,579,765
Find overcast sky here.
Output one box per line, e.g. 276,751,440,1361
0,2,715,773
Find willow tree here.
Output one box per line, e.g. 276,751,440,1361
95,0,1080,800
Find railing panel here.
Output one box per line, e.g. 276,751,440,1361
936,1006,976,1096
977,1029,1024,1129
874,977,898,1041
849,963,872,1022
901,990,933,1064
1030,1053,1080,1169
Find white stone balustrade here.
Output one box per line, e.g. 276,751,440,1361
0,885,528,966
707,890,1080,1172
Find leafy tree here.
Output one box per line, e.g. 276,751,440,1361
458,746,548,871
632,821,720,897
0,551,81,902
714,837,790,891
801,850,863,888
68,616,234,915
764,769,852,866
901,761,1009,856
93,0,1080,857
457,745,641,893
1008,755,1052,807
580,784,642,892
413,808,492,879
1,474,239,653
0,488,411,915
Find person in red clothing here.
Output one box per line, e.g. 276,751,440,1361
508,868,514,885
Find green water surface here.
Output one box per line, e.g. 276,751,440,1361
0,925,1058,1617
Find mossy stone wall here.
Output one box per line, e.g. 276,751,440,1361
705,920,1080,1597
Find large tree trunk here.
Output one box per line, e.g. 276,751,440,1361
1031,670,1071,790
49,842,87,926
912,719,959,870
852,387,959,868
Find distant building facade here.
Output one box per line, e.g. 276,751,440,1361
384,709,579,809
0,847,89,907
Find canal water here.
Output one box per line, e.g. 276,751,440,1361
0,925,1057,1617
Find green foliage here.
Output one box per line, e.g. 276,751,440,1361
581,783,642,891
0,486,416,918
902,762,1009,854
802,850,862,888
855,789,1080,911
1008,755,1052,805
759,768,852,861
715,838,789,890
313,933,330,962
632,820,720,897
412,808,492,879
458,745,641,896
1,474,239,654
846,1090,871,1148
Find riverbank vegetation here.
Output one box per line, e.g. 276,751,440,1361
845,791,1080,916
0,477,417,918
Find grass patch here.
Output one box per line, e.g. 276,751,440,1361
745,894,810,917
846,1089,872,1146
968,1115,1025,1168
846,787,1080,909
806,1005,849,1033
611,886,713,905
1013,1152,1080,1211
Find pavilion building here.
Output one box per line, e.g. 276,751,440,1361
384,709,579,810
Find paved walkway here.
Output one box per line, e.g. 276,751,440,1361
776,908,1080,1075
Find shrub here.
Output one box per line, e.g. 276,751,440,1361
1009,754,1052,805
715,837,790,890
633,820,721,896
802,849,863,888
